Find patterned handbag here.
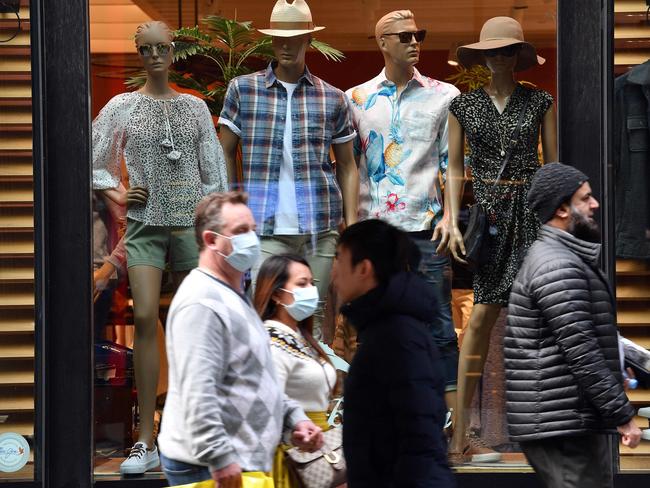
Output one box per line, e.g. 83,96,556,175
285,425,346,488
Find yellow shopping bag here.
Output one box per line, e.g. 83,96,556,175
170,472,274,488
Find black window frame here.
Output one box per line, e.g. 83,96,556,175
13,0,646,487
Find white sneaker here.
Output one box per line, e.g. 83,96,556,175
120,442,160,475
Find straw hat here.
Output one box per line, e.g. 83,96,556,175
258,0,325,38
456,16,544,72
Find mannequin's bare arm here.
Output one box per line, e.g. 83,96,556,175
102,185,128,207
433,113,466,262
219,125,241,188
333,141,359,227
541,103,558,163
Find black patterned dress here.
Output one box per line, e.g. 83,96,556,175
449,84,554,304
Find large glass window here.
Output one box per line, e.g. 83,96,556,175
0,0,35,481
613,0,650,472
88,0,557,479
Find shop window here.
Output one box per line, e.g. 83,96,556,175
0,0,36,481
88,0,559,479
613,0,650,472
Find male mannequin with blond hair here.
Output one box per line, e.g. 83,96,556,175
345,10,460,448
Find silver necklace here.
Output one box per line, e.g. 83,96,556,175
159,101,182,161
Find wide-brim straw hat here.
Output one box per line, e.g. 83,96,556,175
258,0,325,37
457,16,544,72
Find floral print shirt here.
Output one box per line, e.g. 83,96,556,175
346,69,459,231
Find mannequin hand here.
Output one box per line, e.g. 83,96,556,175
447,225,468,264
617,419,642,448
211,463,242,488
127,186,149,207
93,262,116,301
292,420,323,452
433,216,451,253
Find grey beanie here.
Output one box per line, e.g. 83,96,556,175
527,162,589,224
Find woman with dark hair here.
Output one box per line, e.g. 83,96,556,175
254,254,337,488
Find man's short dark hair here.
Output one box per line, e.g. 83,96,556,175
338,219,420,285
194,191,248,250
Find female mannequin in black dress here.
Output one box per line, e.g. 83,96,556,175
435,17,557,463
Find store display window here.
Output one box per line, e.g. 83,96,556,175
0,0,36,482
86,1,563,480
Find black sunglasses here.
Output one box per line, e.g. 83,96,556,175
138,42,173,57
382,29,427,44
484,44,521,58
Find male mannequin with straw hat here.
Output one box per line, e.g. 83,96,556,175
219,0,358,341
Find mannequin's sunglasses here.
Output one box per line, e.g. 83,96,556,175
484,44,521,58
137,42,174,57
382,29,427,43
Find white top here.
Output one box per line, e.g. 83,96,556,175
265,319,336,412
92,92,227,227
274,81,300,234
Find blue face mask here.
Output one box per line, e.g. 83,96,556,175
214,230,261,272
281,285,319,322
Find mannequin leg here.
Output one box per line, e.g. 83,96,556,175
128,265,163,447
449,303,502,454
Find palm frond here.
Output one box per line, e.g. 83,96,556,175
310,39,346,62
445,65,491,92
234,38,274,70
172,41,217,62
173,26,212,43
125,71,147,89
168,71,209,94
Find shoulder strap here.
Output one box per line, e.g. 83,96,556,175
493,90,532,188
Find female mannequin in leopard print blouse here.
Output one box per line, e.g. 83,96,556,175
92,20,226,474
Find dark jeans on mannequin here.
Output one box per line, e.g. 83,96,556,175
409,230,459,392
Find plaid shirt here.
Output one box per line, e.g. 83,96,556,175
219,63,356,235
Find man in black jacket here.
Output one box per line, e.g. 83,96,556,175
505,162,641,488
332,219,454,488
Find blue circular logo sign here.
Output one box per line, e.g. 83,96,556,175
0,433,30,473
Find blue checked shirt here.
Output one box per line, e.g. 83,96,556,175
219,63,356,236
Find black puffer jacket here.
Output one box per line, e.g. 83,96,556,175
341,272,454,488
505,225,636,441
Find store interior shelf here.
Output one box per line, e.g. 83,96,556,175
616,283,650,300
626,389,650,404
0,369,34,386
0,265,34,283
614,0,650,12
0,337,35,359
0,211,34,230
616,308,650,322
0,316,34,334
0,290,34,309
0,237,34,257
0,394,33,413
0,419,34,437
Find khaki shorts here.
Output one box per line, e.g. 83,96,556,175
125,218,198,271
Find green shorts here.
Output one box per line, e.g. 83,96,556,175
125,218,198,271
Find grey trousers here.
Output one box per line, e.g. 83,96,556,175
520,434,614,488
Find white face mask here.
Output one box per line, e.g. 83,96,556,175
280,285,319,322
213,230,261,272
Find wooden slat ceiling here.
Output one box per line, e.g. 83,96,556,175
90,0,557,53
